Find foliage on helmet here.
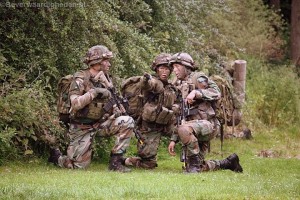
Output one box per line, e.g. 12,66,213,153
169,52,197,70
151,53,172,71
84,45,113,66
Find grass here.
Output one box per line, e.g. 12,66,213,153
0,128,299,200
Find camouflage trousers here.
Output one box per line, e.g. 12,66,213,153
177,119,218,160
201,159,221,171
137,130,162,161
124,130,163,169
58,115,134,169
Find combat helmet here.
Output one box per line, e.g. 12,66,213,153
84,45,113,66
169,52,197,71
151,53,172,71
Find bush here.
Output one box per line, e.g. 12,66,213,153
0,82,65,163
244,57,300,128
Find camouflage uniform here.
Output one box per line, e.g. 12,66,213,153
49,45,134,171
168,52,243,173
125,53,177,169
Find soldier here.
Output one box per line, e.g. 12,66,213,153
125,53,177,169
48,45,134,172
167,52,243,173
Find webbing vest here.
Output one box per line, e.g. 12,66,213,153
71,70,111,123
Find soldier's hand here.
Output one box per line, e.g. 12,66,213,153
168,141,176,156
186,90,202,104
143,73,152,81
113,105,122,117
93,88,111,98
172,104,180,114
186,90,196,104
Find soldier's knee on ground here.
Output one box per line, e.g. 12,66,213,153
125,157,141,167
125,156,157,169
62,158,74,169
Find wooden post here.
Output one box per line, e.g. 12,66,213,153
231,60,247,135
233,60,247,106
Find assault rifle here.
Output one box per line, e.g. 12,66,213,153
94,71,144,146
177,94,190,170
177,82,195,170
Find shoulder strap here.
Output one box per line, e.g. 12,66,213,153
82,69,91,86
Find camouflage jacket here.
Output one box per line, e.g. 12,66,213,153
140,74,177,128
173,71,221,122
69,69,112,124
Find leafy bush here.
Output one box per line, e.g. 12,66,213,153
244,57,300,128
0,80,65,163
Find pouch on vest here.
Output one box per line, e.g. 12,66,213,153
76,102,104,120
87,102,104,120
155,106,174,125
142,102,157,122
161,86,176,108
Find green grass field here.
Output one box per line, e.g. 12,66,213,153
0,129,299,200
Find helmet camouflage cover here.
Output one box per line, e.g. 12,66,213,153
84,45,113,66
151,53,172,71
169,52,197,71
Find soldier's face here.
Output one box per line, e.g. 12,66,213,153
99,59,111,74
173,63,187,80
157,65,171,81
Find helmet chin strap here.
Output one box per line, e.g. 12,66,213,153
183,66,191,79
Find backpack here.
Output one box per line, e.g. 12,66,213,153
57,74,73,125
210,75,241,126
56,70,90,125
120,76,144,119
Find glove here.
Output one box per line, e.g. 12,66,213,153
113,105,123,117
143,73,152,81
172,104,180,115
91,88,111,99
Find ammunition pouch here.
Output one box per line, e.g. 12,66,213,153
142,103,174,125
155,107,174,125
75,102,104,120
87,102,104,119
142,102,157,122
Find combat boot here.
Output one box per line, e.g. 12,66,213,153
242,128,252,140
108,153,131,173
48,148,62,165
186,154,201,173
220,153,243,173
